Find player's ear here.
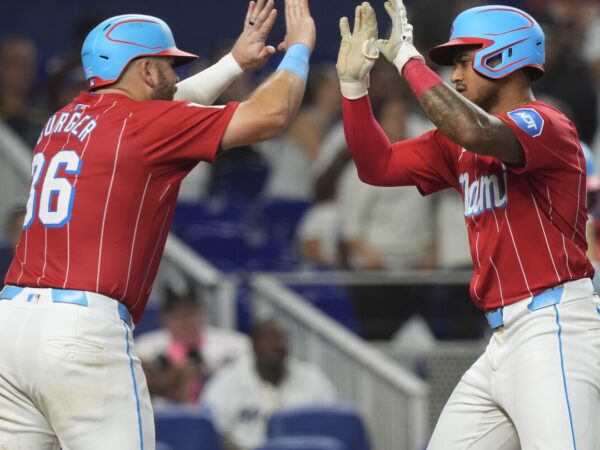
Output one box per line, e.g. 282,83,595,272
137,58,157,89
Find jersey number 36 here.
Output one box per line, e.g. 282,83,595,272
23,151,82,229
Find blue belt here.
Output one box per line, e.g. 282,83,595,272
485,286,564,330
0,285,132,327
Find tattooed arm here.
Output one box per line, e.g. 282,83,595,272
420,83,525,165
376,0,525,165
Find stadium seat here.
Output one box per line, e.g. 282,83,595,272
172,198,249,235
288,285,360,334
182,221,250,272
245,235,301,271
255,435,346,450
208,146,270,201
154,406,223,450
256,199,312,242
267,405,370,450
155,443,174,450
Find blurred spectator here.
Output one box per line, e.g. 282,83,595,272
45,66,87,112
534,6,598,143
356,59,410,121
338,98,435,270
137,282,249,406
334,98,440,339
0,206,26,285
297,68,432,269
296,203,341,268
202,319,335,450
412,0,482,65
296,123,348,268
430,190,472,269
581,3,600,81
44,14,101,110
0,36,47,148
296,168,344,268
259,63,341,200
583,142,600,264
287,63,342,161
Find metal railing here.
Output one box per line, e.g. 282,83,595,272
163,234,237,330
378,340,486,436
251,275,430,450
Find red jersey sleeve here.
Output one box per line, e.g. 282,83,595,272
498,102,582,176
342,96,461,195
393,131,462,195
130,100,239,180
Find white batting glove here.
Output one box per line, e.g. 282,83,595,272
337,2,380,100
376,0,424,74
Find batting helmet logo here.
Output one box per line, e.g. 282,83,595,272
429,5,545,80
81,14,198,90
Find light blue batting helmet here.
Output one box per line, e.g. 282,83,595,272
429,5,545,80
81,14,197,90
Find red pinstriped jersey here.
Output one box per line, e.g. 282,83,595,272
5,91,238,323
343,98,594,310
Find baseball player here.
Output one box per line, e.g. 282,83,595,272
338,1,600,449
0,0,315,449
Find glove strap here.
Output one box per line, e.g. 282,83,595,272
340,77,369,100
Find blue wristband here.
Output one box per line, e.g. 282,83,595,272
277,43,311,82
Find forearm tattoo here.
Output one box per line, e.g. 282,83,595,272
420,84,488,143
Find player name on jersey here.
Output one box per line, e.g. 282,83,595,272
37,108,97,144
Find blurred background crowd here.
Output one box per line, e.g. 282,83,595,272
1,0,600,448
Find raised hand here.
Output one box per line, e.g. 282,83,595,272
278,0,316,52
337,2,379,99
231,0,278,71
376,0,423,71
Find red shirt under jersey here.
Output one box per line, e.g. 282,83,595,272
5,92,238,323
343,97,594,310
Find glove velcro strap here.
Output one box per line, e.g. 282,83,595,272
392,43,424,74
340,77,369,100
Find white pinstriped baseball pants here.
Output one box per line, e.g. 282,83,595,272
0,288,155,450
428,278,600,450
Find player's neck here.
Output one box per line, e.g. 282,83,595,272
94,85,141,101
488,77,536,115
256,362,286,386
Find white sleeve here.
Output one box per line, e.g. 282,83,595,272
315,373,336,402
338,164,372,239
174,53,243,105
133,330,168,361
201,371,236,434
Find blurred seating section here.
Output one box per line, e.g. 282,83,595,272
3,0,600,448
154,406,222,450
256,436,346,450
267,404,371,450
